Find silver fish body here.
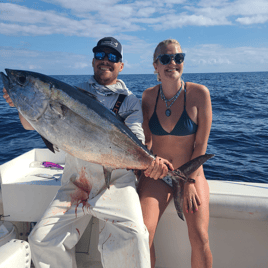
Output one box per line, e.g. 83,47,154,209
1,69,214,220
2,69,154,170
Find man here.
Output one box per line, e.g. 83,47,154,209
3,37,169,268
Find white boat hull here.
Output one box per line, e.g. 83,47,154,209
1,149,268,268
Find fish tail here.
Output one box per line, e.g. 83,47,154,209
172,180,184,221
166,154,215,220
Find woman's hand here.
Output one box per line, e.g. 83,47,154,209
144,156,174,180
3,88,15,107
184,182,201,214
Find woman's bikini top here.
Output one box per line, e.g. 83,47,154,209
148,84,198,136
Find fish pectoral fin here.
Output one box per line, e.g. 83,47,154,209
172,180,184,221
168,153,214,221
40,135,55,153
103,166,113,189
49,101,68,118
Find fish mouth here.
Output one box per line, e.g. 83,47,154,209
0,71,10,90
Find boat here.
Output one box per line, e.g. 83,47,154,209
0,148,268,268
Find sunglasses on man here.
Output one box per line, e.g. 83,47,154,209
94,51,122,63
156,53,185,65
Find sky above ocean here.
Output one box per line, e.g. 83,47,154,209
0,0,268,75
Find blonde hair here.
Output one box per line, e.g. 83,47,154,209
153,39,182,81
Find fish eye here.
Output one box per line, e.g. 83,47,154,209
18,76,26,85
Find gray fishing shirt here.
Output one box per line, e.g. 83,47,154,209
77,77,145,144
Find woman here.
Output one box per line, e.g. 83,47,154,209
138,39,213,268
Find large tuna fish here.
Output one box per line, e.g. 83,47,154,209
1,69,214,220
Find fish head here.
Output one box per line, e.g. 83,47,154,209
1,69,51,121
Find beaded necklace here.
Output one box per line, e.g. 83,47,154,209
159,81,183,117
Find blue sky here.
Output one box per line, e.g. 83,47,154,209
0,0,268,75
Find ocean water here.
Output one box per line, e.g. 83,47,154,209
1,72,268,183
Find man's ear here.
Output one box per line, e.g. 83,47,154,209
119,62,124,72
92,58,95,67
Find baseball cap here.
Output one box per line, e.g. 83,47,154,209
93,37,123,59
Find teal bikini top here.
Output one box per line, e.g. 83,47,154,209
148,84,198,136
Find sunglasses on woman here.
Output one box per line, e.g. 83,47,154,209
94,51,122,63
156,53,185,65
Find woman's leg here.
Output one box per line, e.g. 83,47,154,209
184,173,212,268
138,175,173,268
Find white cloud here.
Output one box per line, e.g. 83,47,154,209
197,0,230,7
0,3,69,24
29,65,42,70
234,0,268,16
1,0,268,38
236,15,268,25
129,43,268,74
72,62,89,69
0,2,143,37
150,13,231,30
183,44,268,73
123,42,268,74
183,0,268,27
0,1,267,75
42,0,121,13
1,43,267,75
122,59,141,70
0,46,92,75
136,7,157,17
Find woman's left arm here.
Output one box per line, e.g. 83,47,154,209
184,84,212,213
191,84,212,163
